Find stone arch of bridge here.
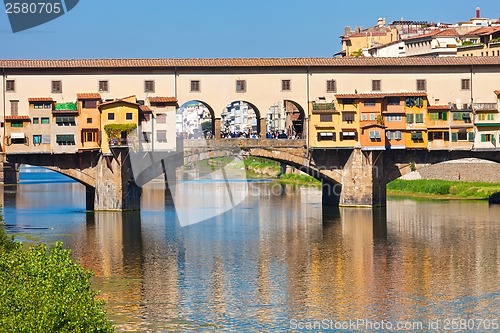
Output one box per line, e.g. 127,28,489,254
177,100,217,137
283,99,306,138
221,100,263,136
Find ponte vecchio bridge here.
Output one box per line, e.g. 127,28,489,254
1,57,500,210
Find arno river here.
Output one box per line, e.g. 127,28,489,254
2,167,499,332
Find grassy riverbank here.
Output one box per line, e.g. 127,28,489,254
387,179,500,201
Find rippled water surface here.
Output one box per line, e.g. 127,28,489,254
2,167,499,332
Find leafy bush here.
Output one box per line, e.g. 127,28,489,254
0,226,114,332
104,123,137,139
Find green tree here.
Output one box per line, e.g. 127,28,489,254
0,225,114,332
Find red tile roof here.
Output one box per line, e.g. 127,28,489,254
406,28,459,41
148,97,178,103
5,115,30,121
28,97,53,102
336,92,427,99
1,57,500,69
99,97,139,107
77,93,101,100
428,105,451,110
466,26,500,36
139,105,152,112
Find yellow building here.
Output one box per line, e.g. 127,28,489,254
98,96,140,154
309,101,340,147
334,95,360,148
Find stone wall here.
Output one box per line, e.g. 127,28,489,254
418,158,500,183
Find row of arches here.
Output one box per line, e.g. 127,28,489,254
175,99,306,139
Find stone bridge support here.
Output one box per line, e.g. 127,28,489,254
338,149,386,207
94,149,141,211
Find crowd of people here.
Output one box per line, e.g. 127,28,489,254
177,130,302,140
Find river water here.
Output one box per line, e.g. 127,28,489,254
2,167,499,332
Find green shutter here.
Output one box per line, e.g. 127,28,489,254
444,132,450,141
430,113,438,121
468,132,475,142
453,112,461,120
406,114,414,123
428,132,433,141
481,134,486,142
442,112,447,121
416,114,424,123
451,132,458,142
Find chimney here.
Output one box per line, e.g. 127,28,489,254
476,7,480,19
344,26,351,35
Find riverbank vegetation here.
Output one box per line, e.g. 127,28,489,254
0,224,114,332
387,179,500,200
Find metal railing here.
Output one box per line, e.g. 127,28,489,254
473,103,498,111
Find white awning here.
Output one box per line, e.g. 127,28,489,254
11,133,25,139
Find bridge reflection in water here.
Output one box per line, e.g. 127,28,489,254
2,178,499,332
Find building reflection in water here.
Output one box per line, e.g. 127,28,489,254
3,177,499,331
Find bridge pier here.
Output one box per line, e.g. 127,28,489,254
94,148,141,211
340,148,386,207
0,154,19,184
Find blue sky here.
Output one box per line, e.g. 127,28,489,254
0,0,499,59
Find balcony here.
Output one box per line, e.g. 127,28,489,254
474,113,500,127
450,103,473,111
109,138,132,148
473,103,498,112
384,104,405,114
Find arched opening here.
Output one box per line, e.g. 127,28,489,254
177,100,215,139
220,101,261,138
266,101,286,138
283,100,306,139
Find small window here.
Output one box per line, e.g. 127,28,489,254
157,130,167,143
387,97,400,105
320,114,332,122
56,134,75,145
33,135,42,145
372,80,381,91
11,121,23,128
99,80,109,92
461,79,470,90
126,113,133,120
361,114,367,121
156,114,167,124
6,80,15,92
415,114,424,123
369,113,376,121
457,130,468,141
51,80,62,93
236,80,246,93
144,80,155,93
82,100,97,109
41,117,50,124
281,80,291,91
87,118,92,124
10,100,19,116
342,113,355,123
317,132,336,141
416,79,427,91
406,114,414,123
190,80,200,92
341,131,357,141
364,99,376,106
326,80,336,93
32,118,39,124
108,113,115,120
